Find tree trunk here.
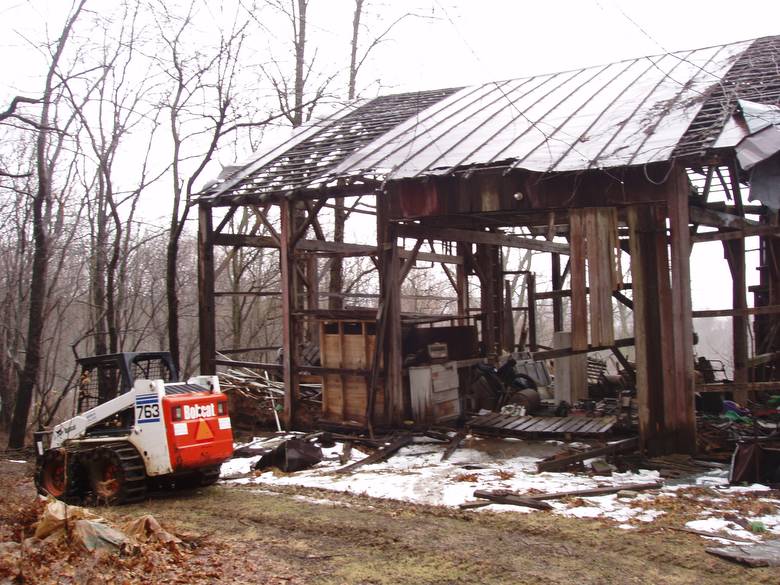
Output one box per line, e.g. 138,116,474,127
166,237,181,372
292,0,307,127
8,1,85,449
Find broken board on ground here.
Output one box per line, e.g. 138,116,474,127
468,413,617,439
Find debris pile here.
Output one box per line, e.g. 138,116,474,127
0,497,198,583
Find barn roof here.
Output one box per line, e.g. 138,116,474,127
203,35,780,203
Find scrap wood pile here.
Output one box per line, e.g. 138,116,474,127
0,497,204,583
218,363,322,430
697,401,780,460
219,365,322,405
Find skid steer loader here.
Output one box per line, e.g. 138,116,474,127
34,352,233,504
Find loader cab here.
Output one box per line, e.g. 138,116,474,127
76,352,178,414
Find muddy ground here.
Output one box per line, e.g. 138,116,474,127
0,455,776,584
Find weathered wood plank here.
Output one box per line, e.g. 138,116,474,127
198,204,217,374
396,223,570,254
569,210,588,350
668,168,696,453
472,490,553,510
441,431,466,462
335,434,412,474
536,437,638,472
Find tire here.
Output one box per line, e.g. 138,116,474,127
35,449,81,501
85,443,147,505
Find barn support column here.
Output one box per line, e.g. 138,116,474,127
456,242,470,325
667,167,696,453
628,168,696,456
754,213,780,380
628,205,671,455
377,199,403,425
551,253,563,332
279,198,300,428
197,202,216,375
724,239,749,404
475,244,502,356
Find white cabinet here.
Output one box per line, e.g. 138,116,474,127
409,362,461,424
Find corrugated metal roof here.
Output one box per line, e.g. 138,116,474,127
204,36,780,202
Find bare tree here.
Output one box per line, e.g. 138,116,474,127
8,0,88,448
151,0,270,371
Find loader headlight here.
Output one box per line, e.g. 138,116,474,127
217,401,226,415
172,406,183,421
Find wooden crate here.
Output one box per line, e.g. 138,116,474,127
320,320,385,426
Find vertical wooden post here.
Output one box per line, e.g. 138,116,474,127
526,273,537,352
197,202,216,375
456,242,469,325
629,204,673,455
667,168,696,452
305,254,319,342
754,213,780,379
569,210,588,351
503,280,515,351
476,244,502,355
376,195,403,425
724,239,748,404
551,253,563,332
279,198,299,428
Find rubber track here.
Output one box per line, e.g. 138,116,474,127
82,442,147,504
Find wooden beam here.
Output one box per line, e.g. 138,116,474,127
525,482,662,500
213,233,462,264
535,283,633,300
471,490,553,511
691,225,779,244
696,381,780,393
692,304,780,318
536,437,638,472
569,210,588,351
531,337,635,360
689,205,757,229
527,273,537,351
551,253,563,332
399,239,423,284
336,434,413,474
279,199,299,428
628,204,668,456
396,223,570,254
667,167,696,453
198,204,216,374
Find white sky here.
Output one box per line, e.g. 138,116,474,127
1,0,775,316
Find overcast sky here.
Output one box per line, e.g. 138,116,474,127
3,1,779,98
1,0,774,323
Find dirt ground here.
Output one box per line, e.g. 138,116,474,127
0,455,777,585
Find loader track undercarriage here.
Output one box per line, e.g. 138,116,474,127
36,442,222,505
36,442,146,505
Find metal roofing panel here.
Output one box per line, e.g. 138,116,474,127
204,37,780,203
330,40,751,178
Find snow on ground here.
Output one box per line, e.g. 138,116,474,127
220,434,780,542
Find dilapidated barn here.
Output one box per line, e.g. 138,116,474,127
198,36,780,455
